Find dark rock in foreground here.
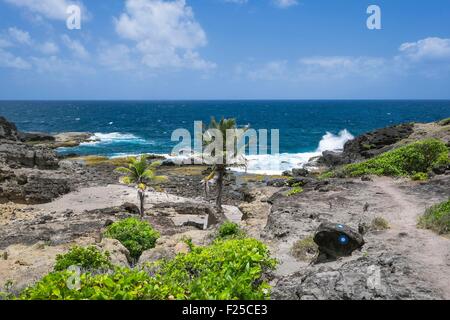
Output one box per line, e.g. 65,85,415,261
272,253,442,300
314,222,365,261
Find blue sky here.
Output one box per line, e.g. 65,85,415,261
0,0,449,99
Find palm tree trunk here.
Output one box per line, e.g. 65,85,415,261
211,167,227,224
138,190,145,219
216,167,224,208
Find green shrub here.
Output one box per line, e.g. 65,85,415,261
18,268,154,300
318,171,335,180
370,217,390,231
104,218,160,260
217,222,244,239
18,238,277,300
290,236,318,261
411,172,429,181
54,246,112,272
418,199,450,235
286,186,304,197
342,139,449,178
438,118,450,126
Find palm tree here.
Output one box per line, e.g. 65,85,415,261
115,155,166,219
202,117,248,222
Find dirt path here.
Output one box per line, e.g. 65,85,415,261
372,177,450,299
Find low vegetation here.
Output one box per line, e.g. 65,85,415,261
438,118,450,126
17,238,276,300
290,236,318,261
338,139,449,178
370,217,390,231
54,246,112,272
418,199,450,235
411,172,429,181
286,186,304,197
73,156,133,167
217,222,245,239
104,218,160,260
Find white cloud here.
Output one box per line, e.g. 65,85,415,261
399,37,450,61
115,0,215,70
98,44,135,71
273,0,298,8
299,56,386,78
3,0,88,21
0,48,31,69
61,34,89,59
8,27,32,45
0,38,12,48
39,41,59,55
245,60,288,80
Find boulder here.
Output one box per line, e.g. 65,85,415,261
136,247,175,267
97,238,131,267
313,223,365,261
292,168,310,177
120,202,140,215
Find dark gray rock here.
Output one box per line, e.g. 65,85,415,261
313,222,365,261
121,202,140,215
272,253,442,300
317,123,414,168
0,116,19,141
19,132,55,143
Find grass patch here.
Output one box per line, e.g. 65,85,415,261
73,156,134,167
438,118,450,126
286,186,304,197
340,139,449,178
290,236,318,261
418,199,450,235
370,217,390,231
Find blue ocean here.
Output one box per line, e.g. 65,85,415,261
1,100,449,174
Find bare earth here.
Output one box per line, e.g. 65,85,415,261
372,177,450,299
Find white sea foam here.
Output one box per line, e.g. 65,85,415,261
236,129,354,175
93,129,354,175
81,132,147,146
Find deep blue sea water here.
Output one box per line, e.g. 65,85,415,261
1,100,449,173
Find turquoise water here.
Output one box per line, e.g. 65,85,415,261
1,100,449,173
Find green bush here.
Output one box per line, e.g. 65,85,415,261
18,238,277,300
412,172,429,181
217,222,244,239
18,268,154,300
418,199,450,235
287,186,304,197
104,218,160,260
54,246,112,272
342,139,449,178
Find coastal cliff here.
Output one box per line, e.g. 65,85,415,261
0,116,449,300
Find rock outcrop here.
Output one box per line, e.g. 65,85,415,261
317,123,414,167
0,117,73,204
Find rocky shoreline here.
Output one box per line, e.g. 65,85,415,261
0,115,449,299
